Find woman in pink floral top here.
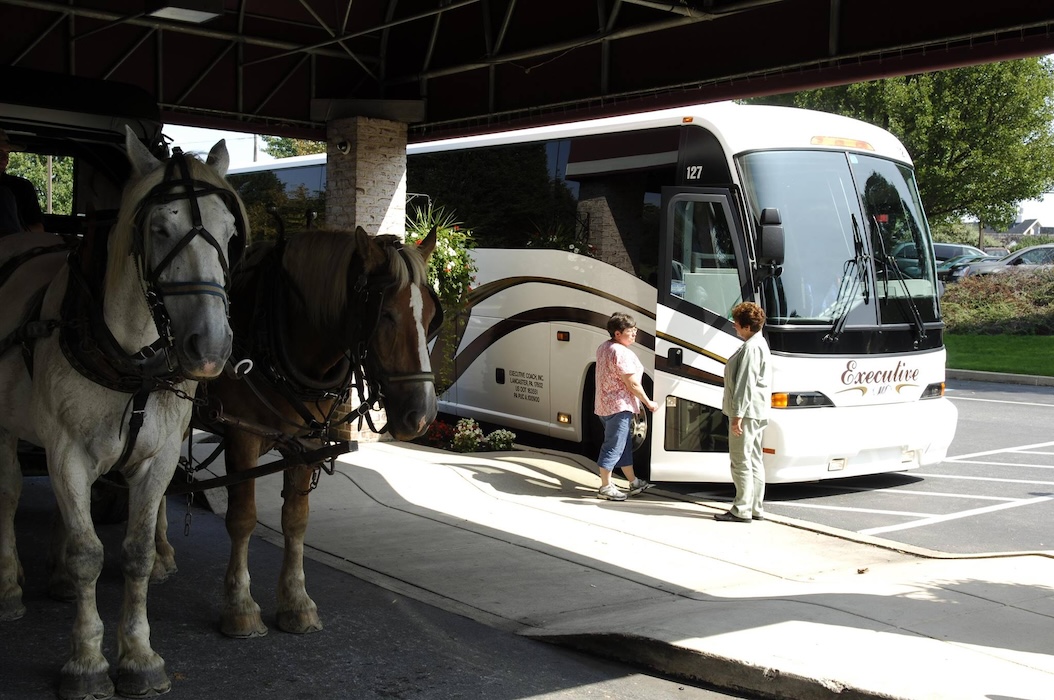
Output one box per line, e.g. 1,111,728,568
593,312,659,500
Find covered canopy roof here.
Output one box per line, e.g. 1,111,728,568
2,0,1053,141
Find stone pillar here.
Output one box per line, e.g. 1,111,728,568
325,116,408,238
325,116,410,443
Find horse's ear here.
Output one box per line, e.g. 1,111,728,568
416,224,438,260
206,139,230,177
125,125,163,177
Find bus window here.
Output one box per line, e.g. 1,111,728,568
670,199,742,317
227,161,326,238
852,155,939,324
664,396,728,453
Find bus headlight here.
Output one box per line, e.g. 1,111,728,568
771,391,834,408
920,382,945,399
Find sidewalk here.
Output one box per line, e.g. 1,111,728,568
191,440,1054,700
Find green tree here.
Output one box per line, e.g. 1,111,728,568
747,57,1054,232
8,152,74,214
261,136,325,158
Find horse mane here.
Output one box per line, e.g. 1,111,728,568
282,228,430,328
106,152,247,298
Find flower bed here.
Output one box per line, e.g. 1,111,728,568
419,418,517,453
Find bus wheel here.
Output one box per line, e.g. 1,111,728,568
630,375,654,481
584,370,654,481
582,366,604,461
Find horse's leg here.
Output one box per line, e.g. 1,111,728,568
220,435,267,638
46,505,76,601
151,497,177,583
113,461,172,698
275,463,322,634
0,430,25,621
49,446,115,700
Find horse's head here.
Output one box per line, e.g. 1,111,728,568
114,127,246,380
366,226,441,441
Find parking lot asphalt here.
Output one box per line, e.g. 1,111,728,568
187,438,1054,700
5,367,1051,700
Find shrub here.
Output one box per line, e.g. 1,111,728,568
416,419,517,452
421,419,456,449
451,418,485,453
405,203,476,312
485,429,517,451
941,268,1054,335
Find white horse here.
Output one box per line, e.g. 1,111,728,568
0,129,244,699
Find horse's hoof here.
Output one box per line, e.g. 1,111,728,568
58,668,114,700
220,614,268,639
276,609,323,635
0,596,26,621
148,563,176,585
116,664,171,698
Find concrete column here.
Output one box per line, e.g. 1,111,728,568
325,116,408,238
325,117,409,443
577,173,647,276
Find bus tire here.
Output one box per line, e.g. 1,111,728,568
582,369,653,481
631,375,654,481
582,366,604,462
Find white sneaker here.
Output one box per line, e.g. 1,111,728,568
597,484,627,501
627,478,653,496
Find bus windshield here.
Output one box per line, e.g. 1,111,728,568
739,150,939,326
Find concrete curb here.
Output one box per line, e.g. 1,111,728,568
946,368,1054,387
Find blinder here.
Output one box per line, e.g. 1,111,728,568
132,147,246,298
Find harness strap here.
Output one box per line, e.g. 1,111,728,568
113,387,151,473
0,286,58,377
167,440,355,495
0,242,77,289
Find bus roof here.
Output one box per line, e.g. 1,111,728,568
408,102,912,165
228,151,326,175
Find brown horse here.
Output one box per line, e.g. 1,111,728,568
166,226,440,638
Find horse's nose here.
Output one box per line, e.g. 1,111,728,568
405,407,437,439
182,330,232,376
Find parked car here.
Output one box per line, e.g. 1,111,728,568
984,246,1010,257
936,253,1001,283
932,242,988,262
961,244,1054,277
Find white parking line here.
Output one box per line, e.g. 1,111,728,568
913,472,1054,486
860,496,1053,535
833,487,1016,501
949,459,1054,470
771,502,933,517
947,440,1054,461
947,396,1054,408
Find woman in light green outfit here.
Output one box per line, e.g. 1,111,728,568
716,302,771,523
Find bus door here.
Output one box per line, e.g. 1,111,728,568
651,187,752,481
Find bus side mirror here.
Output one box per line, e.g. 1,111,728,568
757,208,784,280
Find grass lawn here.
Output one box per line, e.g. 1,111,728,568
944,334,1054,377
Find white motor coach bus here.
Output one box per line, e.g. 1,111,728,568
409,102,956,482
227,102,958,483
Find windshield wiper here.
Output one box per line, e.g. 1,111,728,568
871,216,927,348
824,214,870,343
